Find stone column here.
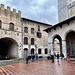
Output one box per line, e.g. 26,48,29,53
62,40,67,58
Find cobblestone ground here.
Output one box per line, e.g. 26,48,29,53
0,59,75,75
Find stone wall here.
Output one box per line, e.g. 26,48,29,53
58,0,68,22
22,19,50,57
48,19,75,58
0,4,22,59
68,1,75,18
58,0,75,22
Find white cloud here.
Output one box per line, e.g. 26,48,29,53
0,0,5,4
0,0,58,25
38,0,46,4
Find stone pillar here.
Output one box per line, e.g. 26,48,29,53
62,40,67,58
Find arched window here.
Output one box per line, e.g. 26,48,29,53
24,27,28,33
24,37,28,44
31,28,34,34
45,48,48,54
38,49,41,54
31,38,34,45
9,23,14,31
31,48,34,54
38,25,40,31
0,20,2,29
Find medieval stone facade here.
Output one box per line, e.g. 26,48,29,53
58,0,75,22
58,0,68,22
45,16,75,58
0,4,51,60
22,18,50,58
0,4,23,59
45,0,75,58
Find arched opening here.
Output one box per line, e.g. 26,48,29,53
53,35,62,56
45,48,48,54
38,25,40,31
38,48,41,54
31,38,34,45
9,23,14,31
66,31,75,58
24,48,28,59
24,27,28,33
0,38,18,60
31,28,34,34
24,37,28,45
31,48,34,54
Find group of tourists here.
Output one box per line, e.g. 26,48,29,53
26,52,70,64
51,52,60,65
26,54,38,64
51,52,70,64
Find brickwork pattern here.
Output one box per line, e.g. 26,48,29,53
0,60,75,75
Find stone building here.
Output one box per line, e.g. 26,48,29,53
44,16,75,58
0,4,51,60
21,18,51,58
58,0,75,22
0,4,23,59
44,0,75,58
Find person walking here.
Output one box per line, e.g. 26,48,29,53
51,50,54,63
28,55,31,63
61,53,64,59
67,53,70,63
31,53,34,62
57,52,60,65
26,56,28,64
36,54,38,61
51,55,54,63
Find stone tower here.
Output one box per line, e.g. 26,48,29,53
68,0,75,18
58,0,75,22
0,4,23,59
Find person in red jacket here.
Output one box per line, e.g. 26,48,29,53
67,53,70,63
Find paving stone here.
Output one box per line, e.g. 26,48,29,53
0,59,75,75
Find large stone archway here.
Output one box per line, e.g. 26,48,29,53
0,37,18,60
24,48,28,59
44,16,75,58
66,31,75,58
53,35,62,56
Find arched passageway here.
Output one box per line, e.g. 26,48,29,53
24,48,28,59
0,38,18,60
66,31,75,58
53,35,62,56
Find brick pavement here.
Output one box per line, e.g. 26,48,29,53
0,59,75,75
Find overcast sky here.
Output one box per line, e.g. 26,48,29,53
0,0,58,25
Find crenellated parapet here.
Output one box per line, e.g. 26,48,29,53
0,4,21,21
0,4,21,32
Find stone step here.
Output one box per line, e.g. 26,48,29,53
0,59,26,66
0,58,48,66
70,58,75,60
